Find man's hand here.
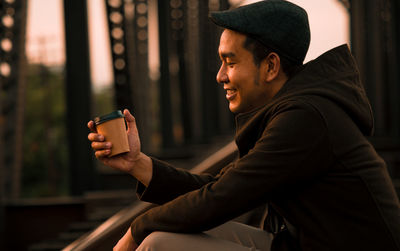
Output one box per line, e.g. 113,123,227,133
88,109,152,186
114,227,138,251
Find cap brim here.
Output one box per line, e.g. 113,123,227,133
209,10,247,34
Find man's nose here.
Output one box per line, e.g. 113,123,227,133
216,65,228,84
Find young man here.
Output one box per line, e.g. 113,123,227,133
88,1,400,250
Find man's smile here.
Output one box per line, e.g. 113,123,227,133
225,88,237,101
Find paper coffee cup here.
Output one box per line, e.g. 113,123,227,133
94,110,130,157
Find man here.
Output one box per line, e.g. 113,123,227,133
88,1,400,250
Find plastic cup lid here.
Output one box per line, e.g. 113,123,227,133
94,110,124,125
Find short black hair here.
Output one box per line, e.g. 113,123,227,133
242,35,300,78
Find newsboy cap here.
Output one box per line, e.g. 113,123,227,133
209,0,310,64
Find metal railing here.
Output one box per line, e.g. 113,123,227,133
62,141,237,251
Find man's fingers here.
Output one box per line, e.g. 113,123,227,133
88,132,105,142
91,141,112,150
123,109,133,121
95,149,111,158
123,109,138,132
87,120,97,132
88,121,113,159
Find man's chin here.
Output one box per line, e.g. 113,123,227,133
229,104,240,114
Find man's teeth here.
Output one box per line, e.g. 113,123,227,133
226,89,235,94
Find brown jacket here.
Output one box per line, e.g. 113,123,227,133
131,45,400,250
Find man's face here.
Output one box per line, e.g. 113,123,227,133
217,30,271,114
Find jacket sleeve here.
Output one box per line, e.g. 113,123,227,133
136,158,217,205
131,102,333,244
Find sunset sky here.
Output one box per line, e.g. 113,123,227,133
25,0,349,89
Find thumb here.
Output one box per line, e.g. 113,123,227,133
123,109,137,132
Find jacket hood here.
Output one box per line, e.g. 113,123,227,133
273,44,374,136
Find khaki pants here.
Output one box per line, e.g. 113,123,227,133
136,221,273,251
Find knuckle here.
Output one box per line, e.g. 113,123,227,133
92,142,106,150
95,151,105,158
88,133,98,141
95,149,109,158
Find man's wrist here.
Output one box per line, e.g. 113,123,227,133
130,153,153,187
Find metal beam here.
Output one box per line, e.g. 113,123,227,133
104,0,134,112
130,0,151,151
157,0,174,148
63,0,96,195
0,0,28,199
349,0,400,140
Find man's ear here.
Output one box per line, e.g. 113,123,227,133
263,52,281,82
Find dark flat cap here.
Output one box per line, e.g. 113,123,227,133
209,0,310,64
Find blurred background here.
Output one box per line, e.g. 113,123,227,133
0,0,399,250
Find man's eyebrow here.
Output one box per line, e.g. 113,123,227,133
220,52,236,59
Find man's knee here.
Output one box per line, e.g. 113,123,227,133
137,231,174,251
